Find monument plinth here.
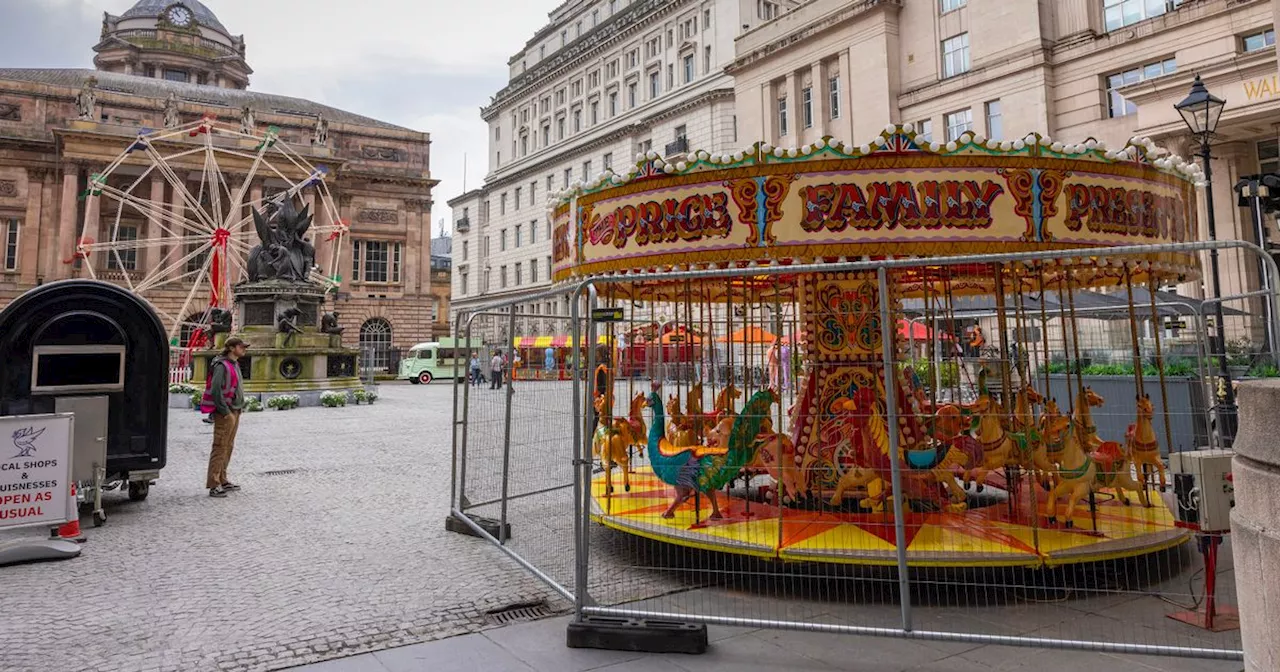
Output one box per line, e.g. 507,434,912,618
192,198,361,400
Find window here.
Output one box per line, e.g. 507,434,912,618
514,187,522,210
563,168,572,188
500,228,507,251
985,100,1002,140
942,33,970,78
588,71,600,89
557,116,565,140
590,101,599,125
608,91,618,116
704,45,712,74
591,9,598,27
681,16,697,39
530,181,537,205
649,71,661,98
1244,29,1276,53
500,192,507,215
547,175,554,191
546,222,552,240
540,45,546,59
610,0,617,15
541,96,550,114
801,87,813,128
107,225,137,270
627,49,639,69
500,265,508,288
575,21,582,37
667,29,674,48
163,69,188,82
542,124,550,147
603,152,613,170
607,60,619,79
3,218,18,271
758,0,779,20
391,243,401,283
945,109,973,141
495,127,501,141
627,82,637,107
515,262,523,286
571,80,583,98
646,37,662,59
778,96,788,136
515,224,522,248
546,256,552,279
573,109,582,132
462,240,468,261
460,272,468,296
917,119,933,142
531,219,538,243
1107,58,1176,118
704,8,711,28
561,29,567,46
829,76,841,119
351,239,361,279
683,54,695,83
583,160,592,179
556,88,566,105
363,241,390,282
940,0,966,12
530,258,538,283
667,64,674,89
1104,0,1175,32
496,151,501,166
520,134,528,156
359,319,392,371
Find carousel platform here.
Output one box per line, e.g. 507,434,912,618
590,466,1190,568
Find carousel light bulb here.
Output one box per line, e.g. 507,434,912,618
788,148,800,158
773,147,786,157
987,139,1001,150
945,141,958,152
858,144,871,154
662,163,676,173
1105,150,1117,160
999,141,1013,151
647,150,659,160
761,143,773,153
1085,139,1098,150
1051,142,1065,152
799,145,812,155
816,138,828,149
1039,136,1052,146
930,141,942,152
960,133,973,144
973,135,987,145
884,123,898,135
1013,140,1026,150
676,161,688,171
903,122,915,134
1025,134,1038,145
635,152,645,162
1096,140,1108,151
876,135,889,146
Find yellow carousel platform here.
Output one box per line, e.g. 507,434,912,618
590,466,1190,568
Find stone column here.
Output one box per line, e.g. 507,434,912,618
167,173,187,282
783,72,798,144
20,169,45,285
809,62,824,145
56,166,79,280
81,168,101,277
1233,380,1280,671
314,188,334,280
148,173,166,276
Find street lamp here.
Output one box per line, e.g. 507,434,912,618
1175,74,1236,445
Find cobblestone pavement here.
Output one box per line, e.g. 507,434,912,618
0,383,590,672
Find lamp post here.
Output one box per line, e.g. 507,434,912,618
1175,74,1236,445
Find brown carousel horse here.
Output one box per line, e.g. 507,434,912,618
592,392,646,495
1125,394,1167,505
1041,401,1096,528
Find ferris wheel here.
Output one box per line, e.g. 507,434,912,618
73,116,349,343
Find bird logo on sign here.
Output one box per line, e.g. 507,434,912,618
11,427,45,459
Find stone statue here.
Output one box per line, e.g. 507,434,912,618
277,306,304,346
75,77,97,120
163,92,180,128
247,197,316,282
320,311,344,336
312,113,328,146
239,105,255,134
208,307,233,334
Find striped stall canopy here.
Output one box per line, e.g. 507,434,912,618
513,335,610,348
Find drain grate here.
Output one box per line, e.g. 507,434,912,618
259,469,299,477
485,600,553,626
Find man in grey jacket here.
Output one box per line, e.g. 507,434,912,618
201,337,249,498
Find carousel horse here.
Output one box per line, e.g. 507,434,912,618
687,382,707,442
1043,406,1096,528
711,385,741,422
828,386,970,512
1092,438,1143,507
1125,394,1167,504
592,392,646,495
646,384,767,520
666,394,697,447
1073,386,1106,450
747,413,803,504
969,374,1019,487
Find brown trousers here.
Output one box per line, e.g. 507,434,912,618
206,410,241,489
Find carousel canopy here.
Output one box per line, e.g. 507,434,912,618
513,334,609,348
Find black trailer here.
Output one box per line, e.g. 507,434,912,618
0,280,168,524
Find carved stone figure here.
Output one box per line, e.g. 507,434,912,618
239,105,255,134
208,307,233,334
320,311,344,336
163,92,180,128
75,77,97,120
247,197,316,282
312,113,328,146
277,306,304,346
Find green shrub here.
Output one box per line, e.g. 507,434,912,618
1249,363,1280,378
245,397,263,412
365,392,378,404
189,390,202,409
352,389,369,404
170,383,197,394
267,395,299,410
320,391,347,408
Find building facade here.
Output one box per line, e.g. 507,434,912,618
729,0,1280,341
0,1,446,372
449,0,803,340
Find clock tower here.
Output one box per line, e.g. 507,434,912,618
92,1,253,89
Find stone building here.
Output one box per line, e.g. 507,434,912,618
448,0,802,340
729,0,1280,343
0,0,444,373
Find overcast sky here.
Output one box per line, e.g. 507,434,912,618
0,0,563,236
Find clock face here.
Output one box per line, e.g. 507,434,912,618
167,5,193,26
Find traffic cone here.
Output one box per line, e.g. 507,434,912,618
52,483,84,543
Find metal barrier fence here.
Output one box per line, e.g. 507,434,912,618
451,240,1276,662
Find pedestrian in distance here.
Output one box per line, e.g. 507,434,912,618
200,336,249,498
469,351,483,386
490,350,504,390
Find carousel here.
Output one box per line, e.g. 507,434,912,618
554,126,1203,568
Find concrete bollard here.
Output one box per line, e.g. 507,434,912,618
1231,380,1280,671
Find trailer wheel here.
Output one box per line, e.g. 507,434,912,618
93,511,106,527
418,371,434,385
408,377,421,385
128,481,150,502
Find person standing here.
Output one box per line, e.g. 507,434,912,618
469,352,482,386
490,350,504,390
200,337,248,498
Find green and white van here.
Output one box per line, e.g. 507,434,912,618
400,338,479,384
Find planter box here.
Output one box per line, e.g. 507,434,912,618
1044,374,1209,455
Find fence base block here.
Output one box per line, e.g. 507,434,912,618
444,512,511,540
566,616,707,654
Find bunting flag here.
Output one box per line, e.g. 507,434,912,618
253,125,281,151
325,218,350,241
61,236,94,264
188,115,214,137
78,173,105,200
126,128,153,153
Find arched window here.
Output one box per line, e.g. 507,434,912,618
359,318,393,371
